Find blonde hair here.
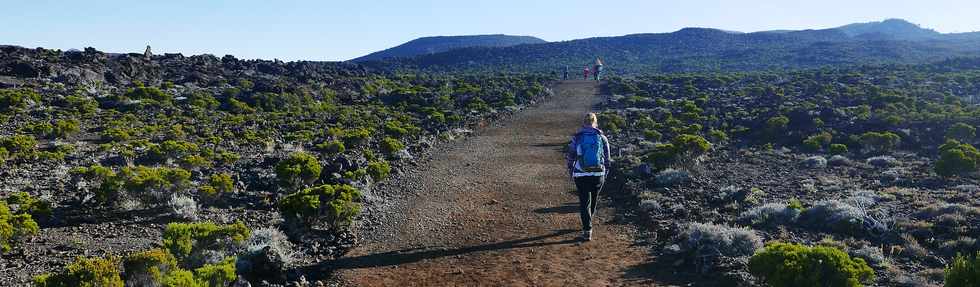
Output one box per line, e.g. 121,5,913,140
584,113,598,128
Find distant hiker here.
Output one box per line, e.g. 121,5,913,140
563,66,569,80
566,113,611,241
583,67,591,80
593,58,604,81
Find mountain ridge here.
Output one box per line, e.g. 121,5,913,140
351,34,546,62
359,18,980,74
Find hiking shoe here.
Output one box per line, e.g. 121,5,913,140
580,230,593,241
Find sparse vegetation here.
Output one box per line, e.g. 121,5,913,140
748,242,874,287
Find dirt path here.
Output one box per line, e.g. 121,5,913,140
327,81,667,286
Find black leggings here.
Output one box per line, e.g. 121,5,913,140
574,176,605,231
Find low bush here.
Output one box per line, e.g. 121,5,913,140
5,192,52,218
803,132,833,152
830,144,849,155
740,203,802,227
278,184,361,231
679,223,762,269
0,201,39,253
655,168,690,186
0,135,38,160
866,155,898,168
946,123,977,142
380,137,405,156
162,222,250,268
0,88,41,112
275,152,322,189
169,194,198,220
945,251,980,287
366,160,391,181
315,140,345,156
236,227,296,279
748,242,874,287
935,140,979,177
34,256,124,287
122,249,178,286
858,131,900,154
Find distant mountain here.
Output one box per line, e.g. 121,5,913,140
351,34,546,62
837,18,941,40
363,19,980,74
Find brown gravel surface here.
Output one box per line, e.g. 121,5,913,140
329,81,668,286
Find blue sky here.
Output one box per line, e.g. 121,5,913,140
2,0,977,61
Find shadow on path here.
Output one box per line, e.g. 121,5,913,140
322,229,579,271
533,203,579,214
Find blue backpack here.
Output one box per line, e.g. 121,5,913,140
577,133,605,172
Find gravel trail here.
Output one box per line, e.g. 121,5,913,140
329,81,666,286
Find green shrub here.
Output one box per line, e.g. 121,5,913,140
225,98,255,114
71,164,124,205
186,91,219,109
946,123,977,142
802,132,833,152
192,257,236,287
829,144,849,155
383,120,421,137
122,166,192,197
315,140,346,156
0,135,38,160
278,184,361,231
465,97,490,112
162,222,249,267
122,248,178,285
124,86,172,105
643,129,663,142
766,115,790,131
5,192,52,218
0,88,41,112
147,140,200,162
643,143,678,168
945,251,980,287
748,242,874,287
208,173,234,193
340,127,372,147
0,201,39,253
53,119,81,139
34,256,124,287
101,127,132,142
936,140,980,177
858,131,900,154
275,152,322,189
709,129,728,143
63,95,98,115
671,134,712,158
161,269,196,287
367,161,391,181
381,137,405,156
598,112,627,133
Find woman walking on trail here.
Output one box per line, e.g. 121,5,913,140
566,113,612,241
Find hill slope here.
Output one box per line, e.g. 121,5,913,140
352,34,546,62
837,18,941,40
365,19,980,74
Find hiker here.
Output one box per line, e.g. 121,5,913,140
583,67,590,80
563,66,569,80
593,58,604,81
566,113,612,241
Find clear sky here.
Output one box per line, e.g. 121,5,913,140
2,0,978,61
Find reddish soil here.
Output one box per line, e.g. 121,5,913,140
328,81,671,286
